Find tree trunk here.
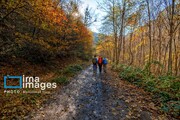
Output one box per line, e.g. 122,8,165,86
117,0,126,65
167,0,175,75
112,0,118,64
129,32,134,65
158,26,162,74
146,0,152,74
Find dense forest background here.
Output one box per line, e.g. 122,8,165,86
0,1,93,118
97,0,180,76
0,0,93,65
0,0,180,119
96,0,180,117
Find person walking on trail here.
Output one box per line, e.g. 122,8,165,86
103,57,108,73
92,55,97,73
98,56,103,73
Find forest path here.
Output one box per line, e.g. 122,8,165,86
30,66,162,120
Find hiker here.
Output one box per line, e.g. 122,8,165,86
92,55,97,73
103,57,108,73
98,56,103,73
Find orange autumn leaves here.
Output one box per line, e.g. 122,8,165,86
1,0,93,63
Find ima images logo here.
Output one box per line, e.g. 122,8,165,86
4,75,57,90
4,76,22,89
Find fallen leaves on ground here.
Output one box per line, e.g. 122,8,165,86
105,69,175,120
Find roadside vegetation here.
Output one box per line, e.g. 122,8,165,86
112,63,180,118
1,0,93,119
0,60,89,119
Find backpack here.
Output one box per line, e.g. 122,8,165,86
103,58,108,64
92,58,97,64
98,57,103,64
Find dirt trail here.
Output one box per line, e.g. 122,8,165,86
29,66,127,120
29,66,169,120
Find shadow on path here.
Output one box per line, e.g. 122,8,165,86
31,66,128,120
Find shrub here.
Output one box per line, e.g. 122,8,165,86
159,91,171,102
63,64,82,76
119,65,143,82
52,76,68,84
115,63,179,117
16,42,53,64
143,60,164,74
145,81,156,92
